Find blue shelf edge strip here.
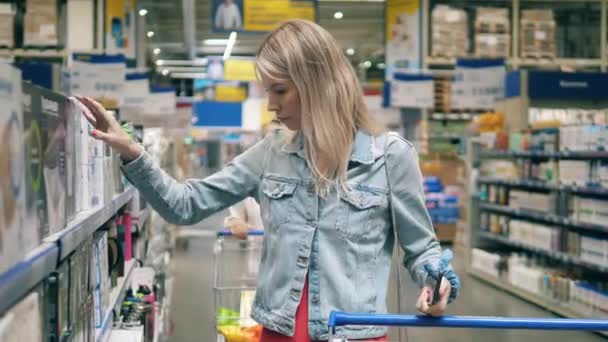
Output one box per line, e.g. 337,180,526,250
477,177,608,197
0,187,135,316
328,312,608,330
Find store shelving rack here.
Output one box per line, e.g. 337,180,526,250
466,139,608,336
0,187,137,318
421,0,608,72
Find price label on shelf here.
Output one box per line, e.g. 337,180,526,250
390,73,434,109
451,59,506,110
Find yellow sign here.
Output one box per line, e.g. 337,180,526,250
216,85,247,102
243,0,315,32
260,100,274,126
223,59,257,81
106,0,125,33
386,0,419,41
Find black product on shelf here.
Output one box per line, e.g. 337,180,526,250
39,86,68,235
45,261,70,341
22,81,47,244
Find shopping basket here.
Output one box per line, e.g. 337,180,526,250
327,311,608,341
213,228,264,342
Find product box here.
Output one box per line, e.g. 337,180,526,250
39,87,68,235
431,5,468,58
0,292,42,341
0,4,15,47
0,63,26,274
22,81,46,251
520,9,556,59
23,0,59,46
64,97,77,222
475,7,510,57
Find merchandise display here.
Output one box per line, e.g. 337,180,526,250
0,291,42,341
431,5,468,58
520,9,556,59
474,7,510,57
23,0,60,46
0,4,15,48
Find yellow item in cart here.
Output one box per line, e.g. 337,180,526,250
217,324,262,342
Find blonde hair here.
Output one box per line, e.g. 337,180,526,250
256,19,382,196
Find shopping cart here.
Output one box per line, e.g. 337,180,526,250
213,228,265,342
327,311,608,341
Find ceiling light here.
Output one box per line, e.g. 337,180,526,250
138,9,148,16
223,31,237,61
334,11,344,19
147,31,154,38
204,39,230,45
153,48,161,55
363,61,372,68
161,69,169,76
346,48,355,56
155,60,164,66
377,63,385,69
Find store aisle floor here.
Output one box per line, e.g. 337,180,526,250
168,218,607,342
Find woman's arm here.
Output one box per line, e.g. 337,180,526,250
385,134,460,312
74,96,267,226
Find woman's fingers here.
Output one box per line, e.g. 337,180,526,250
416,287,431,314
428,278,451,317
76,96,109,126
71,97,97,126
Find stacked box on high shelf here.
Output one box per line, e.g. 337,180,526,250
431,5,468,58
23,0,59,46
0,292,43,340
0,4,15,47
520,10,556,59
0,63,26,274
475,7,510,57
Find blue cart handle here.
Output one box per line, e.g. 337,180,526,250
328,312,608,331
217,228,264,237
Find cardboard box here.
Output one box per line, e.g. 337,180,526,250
520,9,556,58
0,63,26,273
0,292,42,341
23,0,59,46
39,87,67,235
0,4,15,47
431,5,468,58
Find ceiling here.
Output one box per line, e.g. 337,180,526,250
139,0,386,66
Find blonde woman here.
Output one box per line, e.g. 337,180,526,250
74,19,459,341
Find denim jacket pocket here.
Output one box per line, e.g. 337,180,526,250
336,188,387,241
260,178,297,230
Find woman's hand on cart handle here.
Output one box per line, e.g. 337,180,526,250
416,277,451,317
72,96,144,162
225,217,250,240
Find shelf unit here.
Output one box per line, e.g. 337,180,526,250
478,231,608,273
479,150,608,160
479,202,608,235
422,0,608,72
477,177,608,197
0,187,136,316
96,259,137,342
468,269,608,338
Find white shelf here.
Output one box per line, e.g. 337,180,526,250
0,48,106,58
96,259,137,342
469,269,608,338
45,187,137,260
426,56,604,70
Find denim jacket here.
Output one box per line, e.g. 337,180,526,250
121,129,445,340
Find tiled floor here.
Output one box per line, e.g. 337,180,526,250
167,214,607,341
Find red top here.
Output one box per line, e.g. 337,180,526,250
260,275,387,342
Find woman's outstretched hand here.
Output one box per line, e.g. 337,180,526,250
72,96,144,161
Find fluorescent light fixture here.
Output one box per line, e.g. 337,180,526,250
155,60,164,66
377,63,385,69
138,9,148,16
161,69,169,76
147,31,154,38
155,59,208,66
204,39,230,45
170,72,209,79
363,60,372,68
334,11,344,19
223,31,237,60
346,48,355,56
153,48,161,55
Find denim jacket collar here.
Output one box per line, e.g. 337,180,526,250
281,129,377,165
